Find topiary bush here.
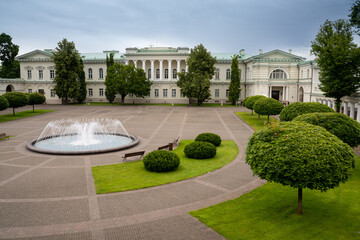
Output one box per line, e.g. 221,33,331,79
184,141,217,159
253,97,284,122
28,92,46,112
3,92,29,116
244,95,267,114
0,95,9,111
293,112,360,148
279,102,334,121
143,150,180,172
195,133,222,146
242,97,249,106
246,121,355,214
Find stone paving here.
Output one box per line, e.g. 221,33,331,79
0,105,264,239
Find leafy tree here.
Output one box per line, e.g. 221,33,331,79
105,52,116,103
105,63,151,104
253,98,284,122
228,55,242,105
279,102,334,121
311,19,360,112
52,38,81,104
3,92,28,116
0,95,9,111
76,58,87,104
246,121,355,214
349,0,360,34
293,112,360,148
28,92,46,112
244,95,267,115
177,44,216,105
0,33,20,78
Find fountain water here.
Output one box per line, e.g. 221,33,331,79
27,118,139,155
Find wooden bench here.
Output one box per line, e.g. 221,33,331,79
0,133,10,140
122,151,145,162
158,143,173,151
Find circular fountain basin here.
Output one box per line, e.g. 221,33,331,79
27,133,139,155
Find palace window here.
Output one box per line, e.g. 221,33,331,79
99,88,104,97
165,69,169,79
28,89,32,93
148,69,151,79
38,70,43,79
51,89,56,98
38,89,45,94
173,69,177,79
50,70,55,79
215,69,220,79
270,69,287,79
99,68,104,79
27,70,32,79
88,68,93,79
226,89,229,98
226,69,231,79
88,88,93,97
154,89,159,97
163,89,168,98
172,89,176,98
156,69,160,79
215,89,219,98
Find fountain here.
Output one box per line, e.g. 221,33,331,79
27,118,139,155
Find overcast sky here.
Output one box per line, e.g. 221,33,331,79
0,0,355,60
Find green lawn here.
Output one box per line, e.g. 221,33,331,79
190,111,360,240
75,102,238,107
92,140,238,194
235,111,277,131
0,109,56,123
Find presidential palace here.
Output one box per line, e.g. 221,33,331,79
1,46,359,122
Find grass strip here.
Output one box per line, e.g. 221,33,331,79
0,110,56,123
92,140,238,194
235,111,277,131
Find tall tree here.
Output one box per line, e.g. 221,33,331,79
228,55,242,105
0,33,20,78
177,44,216,105
52,39,81,104
105,63,151,104
105,53,116,103
349,0,360,34
311,19,360,112
76,58,87,104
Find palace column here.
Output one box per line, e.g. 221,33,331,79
282,86,286,101
159,60,163,80
186,64,188,72
142,60,146,70
177,60,181,79
349,102,355,119
286,86,289,100
357,103,360,123
168,60,172,81
343,102,348,115
151,60,154,81
269,86,272,98
133,60,137,68
125,60,129,65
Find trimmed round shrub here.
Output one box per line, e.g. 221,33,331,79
279,102,334,121
242,97,249,106
184,141,217,159
0,95,9,111
3,92,29,115
28,92,46,111
293,112,360,148
253,98,284,121
195,133,222,146
244,95,267,111
143,150,180,172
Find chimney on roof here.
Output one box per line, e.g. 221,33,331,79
259,49,263,54
289,49,292,54
240,49,245,56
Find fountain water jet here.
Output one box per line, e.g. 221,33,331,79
27,118,139,155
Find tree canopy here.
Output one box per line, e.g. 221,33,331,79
0,33,20,78
0,95,9,111
177,44,216,105
349,0,360,34
246,121,355,214
3,92,28,115
253,97,284,122
52,38,82,104
105,53,116,103
228,55,242,105
244,95,267,115
105,63,151,104
28,92,46,112
311,19,360,112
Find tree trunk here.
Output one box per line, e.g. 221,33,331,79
267,115,270,123
121,95,125,104
335,98,341,113
33,104,35,112
251,109,253,115
258,114,260,119
297,188,302,214
12,107,15,116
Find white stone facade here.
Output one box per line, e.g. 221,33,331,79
0,46,359,122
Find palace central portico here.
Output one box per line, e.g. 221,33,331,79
0,46,359,122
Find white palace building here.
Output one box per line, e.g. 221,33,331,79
0,46,359,122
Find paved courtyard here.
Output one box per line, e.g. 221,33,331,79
0,105,264,239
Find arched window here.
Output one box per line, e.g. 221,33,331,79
148,69,151,79
181,69,185,73
299,87,304,102
173,69,177,79
99,68,104,79
269,69,287,79
88,68,93,79
215,69,220,79
165,69,169,79
226,69,231,80
156,69,160,79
